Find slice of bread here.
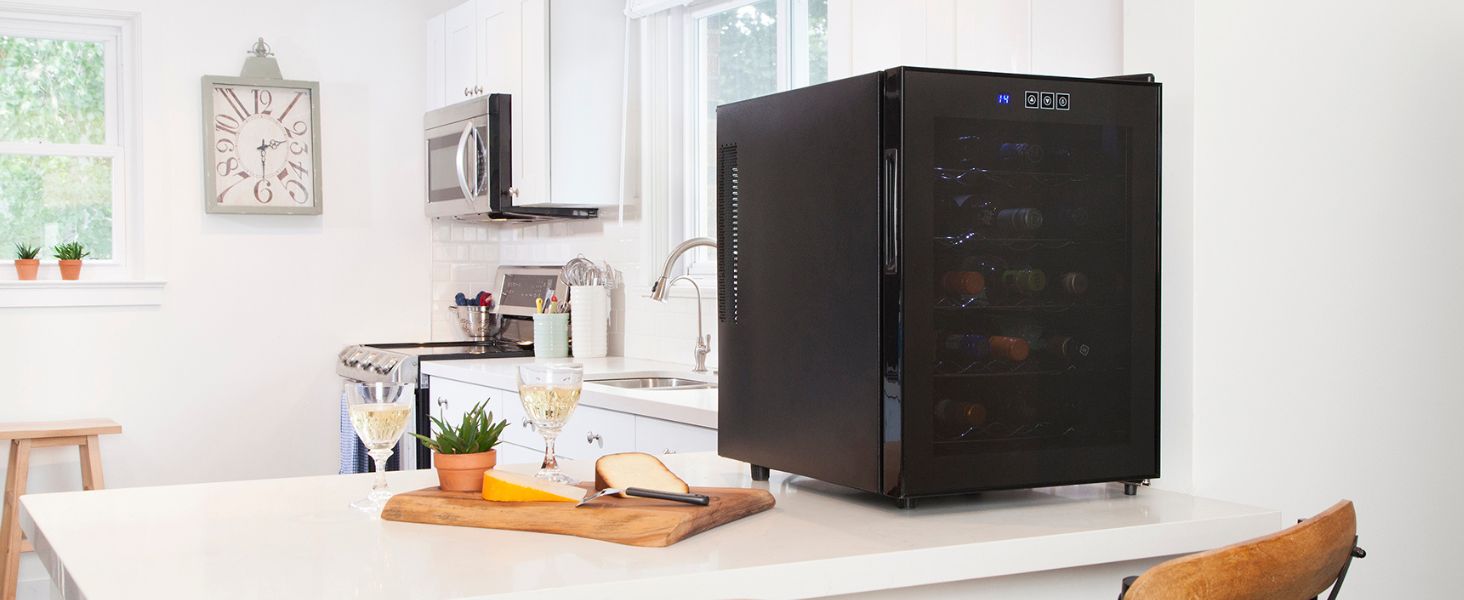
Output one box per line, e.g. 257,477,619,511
594,452,690,498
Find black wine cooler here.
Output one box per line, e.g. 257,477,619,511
716,67,1160,507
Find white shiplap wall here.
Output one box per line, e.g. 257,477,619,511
828,0,1122,79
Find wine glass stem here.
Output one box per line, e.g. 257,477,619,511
369,449,393,494
542,433,559,471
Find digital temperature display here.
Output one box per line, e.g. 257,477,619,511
996,93,1011,105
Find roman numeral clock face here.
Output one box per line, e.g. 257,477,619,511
209,84,316,209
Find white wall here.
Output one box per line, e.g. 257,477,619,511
0,0,456,592
829,0,1122,78
1126,0,1464,595
1123,0,1194,494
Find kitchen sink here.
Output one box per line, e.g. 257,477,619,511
588,375,716,390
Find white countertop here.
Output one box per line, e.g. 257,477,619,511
23,453,1279,600
422,357,719,428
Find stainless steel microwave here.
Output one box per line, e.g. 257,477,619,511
424,95,596,222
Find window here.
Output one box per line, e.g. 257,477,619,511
0,14,128,269
683,0,828,276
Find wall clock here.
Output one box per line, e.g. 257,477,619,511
202,39,322,215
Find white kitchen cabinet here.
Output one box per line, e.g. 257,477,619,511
495,441,544,465
541,0,624,207
426,0,625,207
426,14,446,110
441,379,717,465
444,1,479,103
634,416,717,456
558,404,636,461
476,0,522,96
427,377,503,431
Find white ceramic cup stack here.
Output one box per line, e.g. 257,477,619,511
570,285,610,358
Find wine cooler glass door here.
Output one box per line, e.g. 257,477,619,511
892,70,1160,496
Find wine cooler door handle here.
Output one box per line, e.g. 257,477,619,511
883,148,900,274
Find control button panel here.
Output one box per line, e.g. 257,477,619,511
1024,90,1072,111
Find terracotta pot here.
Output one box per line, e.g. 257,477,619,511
58,259,83,281
433,449,497,492
13,259,39,280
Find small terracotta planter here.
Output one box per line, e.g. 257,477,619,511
58,260,82,281
14,259,39,280
433,449,497,492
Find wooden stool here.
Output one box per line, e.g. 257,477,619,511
0,419,122,600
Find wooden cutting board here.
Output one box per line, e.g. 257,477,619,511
380,485,775,547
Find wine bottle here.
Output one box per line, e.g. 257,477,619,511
940,333,991,361
959,255,1007,297
940,270,986,297
998,142,1044,165
995,207,1044,232
945,196,1044,236
1042,335,1092,366
1001,267,1048,296
988,335,1030,362
935,397,988,435
1054,272,1089,297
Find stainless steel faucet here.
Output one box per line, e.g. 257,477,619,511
670,276,711,373
650,237,716,372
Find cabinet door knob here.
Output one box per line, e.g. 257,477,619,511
436,397,447,412
521,418,532,429
463,87,470,96
586,431,603,448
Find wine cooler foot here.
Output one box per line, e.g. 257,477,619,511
895,497,918,510
1123,482,1140,496
750,464,770,481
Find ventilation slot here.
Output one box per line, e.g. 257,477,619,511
717,144,739,324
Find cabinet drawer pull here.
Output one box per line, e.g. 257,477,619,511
663,448,676,455
586,431,603,448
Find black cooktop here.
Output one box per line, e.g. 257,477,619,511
362,340,533,360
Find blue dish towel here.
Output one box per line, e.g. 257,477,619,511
339,391,364,474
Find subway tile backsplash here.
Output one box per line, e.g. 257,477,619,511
429,217,717,369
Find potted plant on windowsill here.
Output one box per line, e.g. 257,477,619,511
13,243,40,280
52,242,90,281
411,401,509,493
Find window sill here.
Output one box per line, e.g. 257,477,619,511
0,280,166,308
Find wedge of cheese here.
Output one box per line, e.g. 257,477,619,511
481,469,583,503
594,452,690,498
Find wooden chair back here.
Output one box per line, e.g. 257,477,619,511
1124,500,1359,600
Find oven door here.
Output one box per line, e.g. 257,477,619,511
424,95,510,218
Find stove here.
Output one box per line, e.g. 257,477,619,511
335,339,532,384
336,265,564,473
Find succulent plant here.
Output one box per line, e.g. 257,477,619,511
411,401,509,455
13,243,40,260
51,241,90,261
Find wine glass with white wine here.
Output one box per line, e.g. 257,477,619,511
346,382,413,512
516,363,583,484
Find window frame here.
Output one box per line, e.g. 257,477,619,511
0,7,138,281
677,0,823,280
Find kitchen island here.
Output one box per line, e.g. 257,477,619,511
21,453,1278,600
